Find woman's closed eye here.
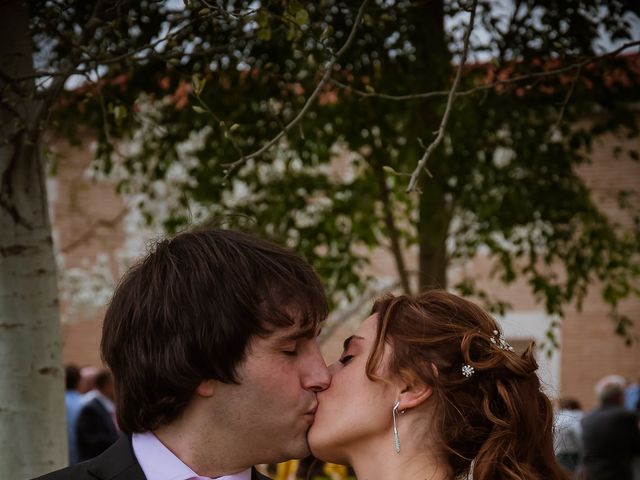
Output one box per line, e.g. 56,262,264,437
339,354,354,365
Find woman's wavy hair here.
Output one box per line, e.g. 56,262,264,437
367,290,568,480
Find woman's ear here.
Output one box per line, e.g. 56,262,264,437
396,370,433,410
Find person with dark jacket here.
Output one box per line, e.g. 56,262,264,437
76,369,119,461
581,375,640,480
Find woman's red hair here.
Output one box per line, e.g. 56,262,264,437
367,290,569,480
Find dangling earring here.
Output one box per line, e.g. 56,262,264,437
392,400,401,453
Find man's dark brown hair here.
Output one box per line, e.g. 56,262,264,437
100,228,328,434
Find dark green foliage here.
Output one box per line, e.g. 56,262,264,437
24,1,640,340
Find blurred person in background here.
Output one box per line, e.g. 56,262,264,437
78,365,99,406
553,397,583,475
76,369,120,462
581,375,640,480
64,365,82,465
626,375,640,412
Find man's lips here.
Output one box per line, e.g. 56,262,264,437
304,403,318,422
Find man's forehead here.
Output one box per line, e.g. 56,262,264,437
269,322,320,341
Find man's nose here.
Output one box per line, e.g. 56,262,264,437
302,344,331,392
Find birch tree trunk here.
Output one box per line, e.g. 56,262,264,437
0,0,67,476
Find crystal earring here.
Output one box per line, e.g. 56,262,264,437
392,400,401,453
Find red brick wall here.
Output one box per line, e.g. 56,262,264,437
48,134,126,368
560,128,640,409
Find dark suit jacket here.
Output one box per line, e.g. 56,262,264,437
34,436,271,480
76,397,120,462
581,405,640,480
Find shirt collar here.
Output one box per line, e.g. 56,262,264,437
132,431,252,480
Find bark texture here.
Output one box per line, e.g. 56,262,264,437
0,1,67,476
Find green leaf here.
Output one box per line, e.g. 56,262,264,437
192,105,207,114
192,74,206,96
256,10,269,28
288,0,303,15
320,25,334,40
258,26,271,41
294,8,309,26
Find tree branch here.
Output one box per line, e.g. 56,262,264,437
329,40,640,104
32,0,110,127
222,0,370,179
60,206,129,253
406,0,478,193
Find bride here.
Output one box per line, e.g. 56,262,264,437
309,290,568,480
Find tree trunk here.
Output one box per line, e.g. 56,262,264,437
0,1,67,476
418,181,450,289
411,0,451,291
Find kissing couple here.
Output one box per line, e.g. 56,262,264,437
38,228,568,480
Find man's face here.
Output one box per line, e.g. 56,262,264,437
212,319,330,464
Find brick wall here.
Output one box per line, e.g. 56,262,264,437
48,134,126,368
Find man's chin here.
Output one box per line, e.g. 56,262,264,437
292,441,311,460
280,436,311,462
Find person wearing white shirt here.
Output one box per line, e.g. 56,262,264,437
554,397,583,473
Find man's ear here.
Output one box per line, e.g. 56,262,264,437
195,379,216,398
396,371,433,411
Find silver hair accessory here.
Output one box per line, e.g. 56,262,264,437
462,364,475,378
392,400,403,453
490,330,515,352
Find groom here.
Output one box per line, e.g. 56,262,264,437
37,228,331,480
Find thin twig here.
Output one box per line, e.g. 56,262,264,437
222,0,370,179
89,69,128,161
12,10,210,84
406,0,478,193
33,0,109,126
193,95,245,161
550,64,582,136
60,206,129,253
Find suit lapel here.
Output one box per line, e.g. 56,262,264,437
87,436,146,480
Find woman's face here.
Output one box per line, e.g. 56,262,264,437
308,314,397,464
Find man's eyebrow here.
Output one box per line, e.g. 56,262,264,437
343,335,364,351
